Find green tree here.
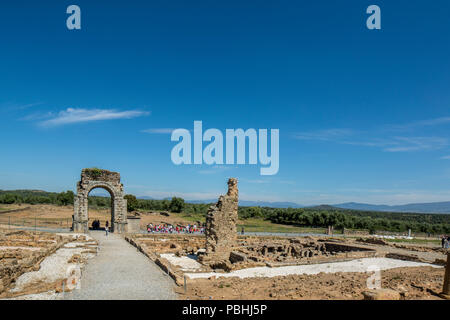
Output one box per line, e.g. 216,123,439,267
56,191,74,206
169,197,185,213
124,194,138,212
0,193,18,204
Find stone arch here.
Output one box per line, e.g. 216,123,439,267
73,169,127,233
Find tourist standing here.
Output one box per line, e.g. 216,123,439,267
105,221,109,236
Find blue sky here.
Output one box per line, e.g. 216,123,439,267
1,0,450,205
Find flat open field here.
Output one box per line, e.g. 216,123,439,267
0,204,328,234
0,204,111,230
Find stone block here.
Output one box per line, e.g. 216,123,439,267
363,288,401,300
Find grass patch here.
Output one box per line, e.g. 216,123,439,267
179,212,206,223
176,213,327,234
176,212,327,234
237,218,326,234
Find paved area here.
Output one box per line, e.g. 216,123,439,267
64,231,177,300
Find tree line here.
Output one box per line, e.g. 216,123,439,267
1,189,449,234
243,206,450,234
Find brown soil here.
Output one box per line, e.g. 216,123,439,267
0,204,194,230
176,266,445,300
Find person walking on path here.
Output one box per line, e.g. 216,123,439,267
105,221,109,236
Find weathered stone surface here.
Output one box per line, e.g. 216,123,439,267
362,288,401,300
127,216,141,234
230,251,247,263
73,168,129,233
199,178,238,267
441,252,450,299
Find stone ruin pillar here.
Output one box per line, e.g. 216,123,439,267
199,178,238,269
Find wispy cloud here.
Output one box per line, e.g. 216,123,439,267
293,129,354,141
241,179,270,184
21,111,55,121
141,128,175,134
290,188,450,206
385,116,450,131
384,137,448,152
241,178,295,185
1,101,44,111
139,190,221,200
38,108,149,127
197,165,234,175
293,128,448,153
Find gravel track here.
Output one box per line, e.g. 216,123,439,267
64,231,177,300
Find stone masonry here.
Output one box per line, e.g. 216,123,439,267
199,178,238,268
73,168,128,233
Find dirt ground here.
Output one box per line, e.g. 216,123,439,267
0,204,195,229
0,228,97,299
2,204,449,301
176,266,445,300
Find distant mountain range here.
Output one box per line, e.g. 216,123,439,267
137,196,450,213
332,202,450,214
1,189,449,213
186,199,303,208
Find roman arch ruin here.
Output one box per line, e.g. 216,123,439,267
73,168,128,233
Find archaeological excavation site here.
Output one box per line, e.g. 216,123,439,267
124,178,450,300
0,172,449,300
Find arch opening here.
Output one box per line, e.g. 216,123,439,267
87,186,115,232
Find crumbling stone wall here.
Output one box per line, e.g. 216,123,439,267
73,168,128,233
199,178,238,268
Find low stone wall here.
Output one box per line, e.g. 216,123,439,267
0,230,69,295
125,236,184,286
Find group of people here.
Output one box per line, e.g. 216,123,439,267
91,219,110,235
91,219,102,230
442,235,450,249
146,223,204,234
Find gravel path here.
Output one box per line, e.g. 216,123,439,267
64,231,177,300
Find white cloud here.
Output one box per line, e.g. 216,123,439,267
385,116,450,131
384,137,448,152
291,189,450,206
293,128,448,153
141,128,175,134
1,101,44,112
39,108,149,127
139,190,220,201
293,129,354,141
197,165,234,175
